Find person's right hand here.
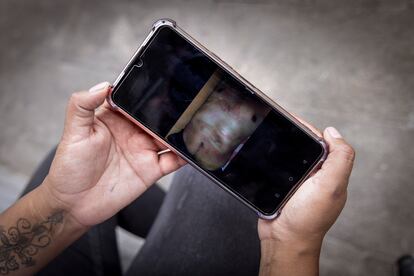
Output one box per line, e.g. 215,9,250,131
42,82,185,228
258,124,355,254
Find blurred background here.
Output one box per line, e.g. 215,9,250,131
1,0,413,275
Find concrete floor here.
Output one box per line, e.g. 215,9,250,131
1,0,414,275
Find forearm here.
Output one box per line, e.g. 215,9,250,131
0,180,87,275
259,239,322,276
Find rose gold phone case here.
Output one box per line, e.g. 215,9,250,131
107,19,328,220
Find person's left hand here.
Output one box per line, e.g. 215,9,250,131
42,82,185,227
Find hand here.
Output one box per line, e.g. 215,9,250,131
42,82,185,227
258,123,355,250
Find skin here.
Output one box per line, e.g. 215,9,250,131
0,82,355,276
46,82,186,227
183,86,269,170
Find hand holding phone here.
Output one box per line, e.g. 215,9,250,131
258,126,355,275
45,83,185,227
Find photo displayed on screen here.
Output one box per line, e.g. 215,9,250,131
113,26,323,214
166,71,270,172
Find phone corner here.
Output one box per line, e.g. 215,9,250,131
318,138,329,162
152,18,177,30
106,88,119,111
257,209,281,220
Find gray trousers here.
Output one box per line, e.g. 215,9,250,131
24,149,260,276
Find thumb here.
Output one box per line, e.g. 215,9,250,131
63,82,111,142
314,127,355,195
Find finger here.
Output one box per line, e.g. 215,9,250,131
313,127,355,194
158,151,186,175
153,139,168,151
290,112,322,137
63,82,111,141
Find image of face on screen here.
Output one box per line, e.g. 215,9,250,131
166,72,270,171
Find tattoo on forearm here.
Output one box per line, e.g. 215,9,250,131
0,211,64,275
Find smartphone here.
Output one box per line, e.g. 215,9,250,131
107,19,327,219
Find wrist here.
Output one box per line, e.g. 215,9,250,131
260,237,322,260
0,179,89,275
36,178,90,234
259,237,322,276
259,218,325,252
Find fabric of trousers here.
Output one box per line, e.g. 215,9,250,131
23,148,261,276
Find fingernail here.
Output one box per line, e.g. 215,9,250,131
326,127,342,139
89,82,110,93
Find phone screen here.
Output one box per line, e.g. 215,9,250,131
112,26,324,215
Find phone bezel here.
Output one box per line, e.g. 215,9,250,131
107,18,328,220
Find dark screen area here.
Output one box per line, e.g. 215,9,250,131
112,26,324,215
